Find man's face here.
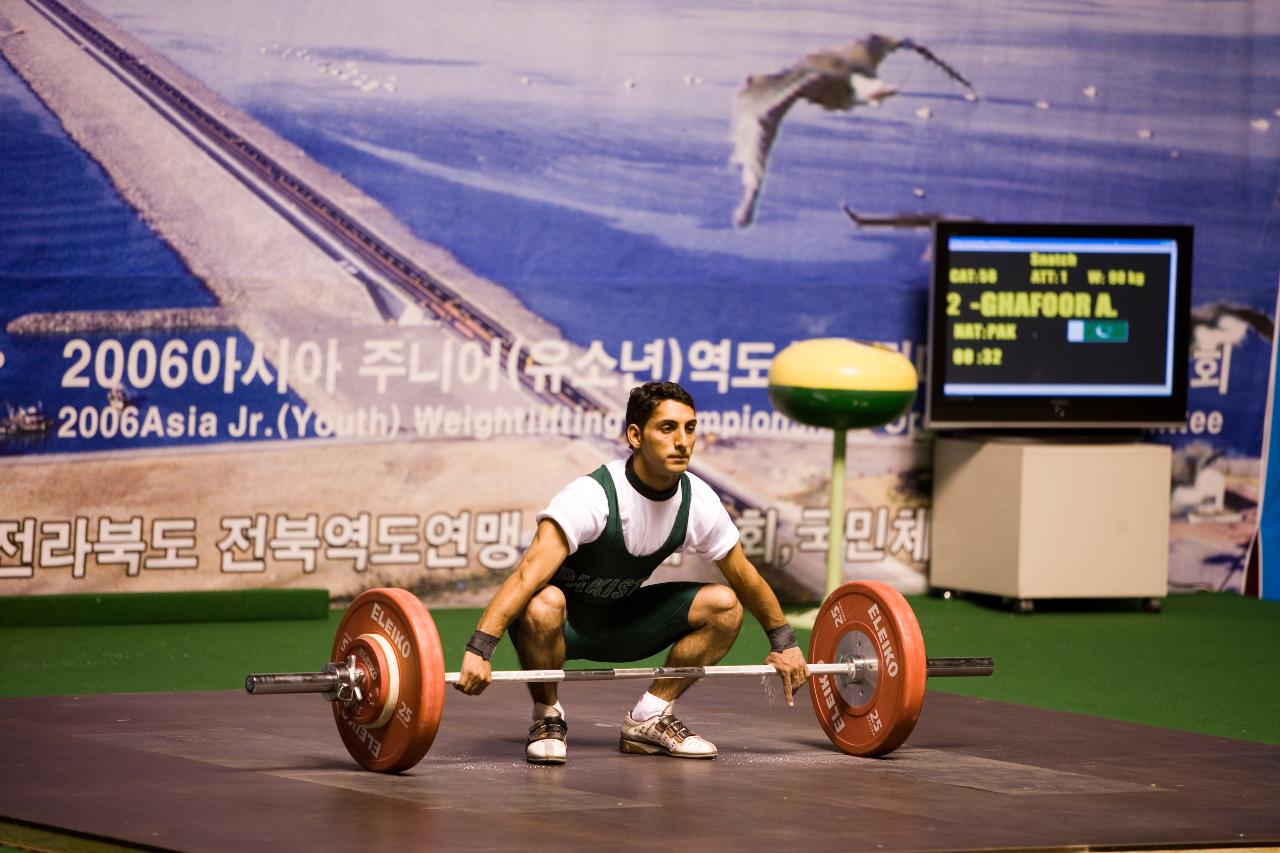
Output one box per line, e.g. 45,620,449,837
629,399,697,480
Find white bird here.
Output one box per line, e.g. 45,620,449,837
729,35,977,227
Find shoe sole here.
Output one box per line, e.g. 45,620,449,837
619,736,717,759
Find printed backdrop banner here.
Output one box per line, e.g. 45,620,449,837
1,0,1276,602
1259,283,1280,602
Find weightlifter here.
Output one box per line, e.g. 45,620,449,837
454,381,809,764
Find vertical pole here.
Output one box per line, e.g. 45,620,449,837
826,427,847,597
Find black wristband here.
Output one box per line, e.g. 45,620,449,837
466,630,500,661
765,623,798,653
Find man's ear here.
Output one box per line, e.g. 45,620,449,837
626,422,641,450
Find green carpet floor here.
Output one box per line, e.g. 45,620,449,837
1,591,1277,746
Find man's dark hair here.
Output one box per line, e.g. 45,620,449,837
625,381,695,432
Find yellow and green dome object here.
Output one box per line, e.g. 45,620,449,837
768,338,918,430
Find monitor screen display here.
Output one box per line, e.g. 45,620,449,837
925,222,1193,430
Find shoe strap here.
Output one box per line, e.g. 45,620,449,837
528,716,568,740
655,714,694,743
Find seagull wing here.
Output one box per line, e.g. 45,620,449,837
730,66,822,227
1192,302,1275,341
1235,305,1274,339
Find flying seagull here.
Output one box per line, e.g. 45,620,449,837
730,35,977,227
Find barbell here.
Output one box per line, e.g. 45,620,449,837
244,580,993,772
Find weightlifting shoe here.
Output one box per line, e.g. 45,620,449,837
526,715,567,765
619,709,717,759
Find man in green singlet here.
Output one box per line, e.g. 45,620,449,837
454,381,809,764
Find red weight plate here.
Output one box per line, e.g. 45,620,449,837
807,580,927,757
331,588,445,772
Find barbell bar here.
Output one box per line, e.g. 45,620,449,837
247,658,993,694
244,581,994,772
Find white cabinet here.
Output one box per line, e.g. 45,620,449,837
930,437,1170,609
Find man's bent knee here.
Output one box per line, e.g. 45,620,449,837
693,583,743,631
520,585,567,636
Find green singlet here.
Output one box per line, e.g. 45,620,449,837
548,463,704,663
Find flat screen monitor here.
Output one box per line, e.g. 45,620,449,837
925,222,1193,430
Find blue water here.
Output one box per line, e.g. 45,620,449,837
265,108,929,340
0,59,306,455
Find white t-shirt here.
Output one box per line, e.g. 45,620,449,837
537,458,740,563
